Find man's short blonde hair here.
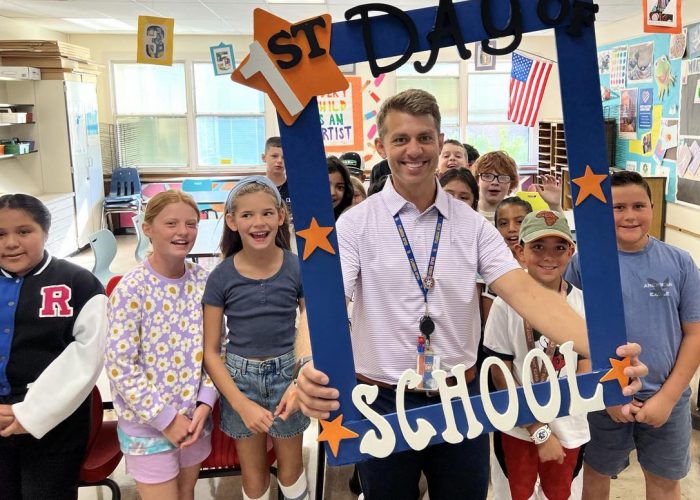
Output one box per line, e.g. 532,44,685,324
376,89,441,138
473,151,519,192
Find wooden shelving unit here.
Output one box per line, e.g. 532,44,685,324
538,120,568,178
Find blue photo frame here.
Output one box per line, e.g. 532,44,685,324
210,42,235,76
238,0,630,465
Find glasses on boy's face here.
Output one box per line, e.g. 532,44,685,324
479,172,512,184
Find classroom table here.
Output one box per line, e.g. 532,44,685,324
189,218,225,260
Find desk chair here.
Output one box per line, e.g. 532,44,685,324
103,167,143,230
78,386,122,500
182,178,219,219
89,229,118,285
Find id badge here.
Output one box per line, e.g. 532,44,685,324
416,347,440,391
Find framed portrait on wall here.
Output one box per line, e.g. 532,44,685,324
474,41,496,71
210,42,235,75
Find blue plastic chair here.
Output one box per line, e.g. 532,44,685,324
103,167,143,230
88,229,117,285
132,213,149,262
182,178,218,219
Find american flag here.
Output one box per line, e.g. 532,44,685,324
508,52,553,127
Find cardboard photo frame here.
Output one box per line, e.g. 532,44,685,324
234,0,631,465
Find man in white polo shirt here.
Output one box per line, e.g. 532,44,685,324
296,89,646,499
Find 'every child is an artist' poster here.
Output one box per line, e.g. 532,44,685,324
319,76,363,152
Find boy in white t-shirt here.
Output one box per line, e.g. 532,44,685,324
484,210,590,500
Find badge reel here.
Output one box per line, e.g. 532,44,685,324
416,304,440,391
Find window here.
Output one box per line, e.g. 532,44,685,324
112,63,188,168
193,63,266,167
466,60,534,165
396,62,460,139
111,62,267,170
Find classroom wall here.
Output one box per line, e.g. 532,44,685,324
0,15,68,41
596,5,700,264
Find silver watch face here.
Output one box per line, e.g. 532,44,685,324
536,428,548,441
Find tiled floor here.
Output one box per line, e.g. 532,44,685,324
70,235,700,499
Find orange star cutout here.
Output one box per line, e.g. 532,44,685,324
572,165,608,206
296,217,336,260
317,414,359,457
599,356,631,389
232,9,348,125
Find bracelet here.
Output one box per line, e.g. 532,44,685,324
293,356,313,381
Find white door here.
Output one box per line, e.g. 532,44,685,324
66,82,103,247
83,83,104,238
65,81,91,246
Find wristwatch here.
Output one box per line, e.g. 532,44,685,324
530,424,551,445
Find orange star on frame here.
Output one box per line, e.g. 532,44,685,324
318,414,359,457
599,356,631,389
572,165,608,206
297,217,336,260
232,9,348,125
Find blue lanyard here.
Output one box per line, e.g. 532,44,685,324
393,213,443,304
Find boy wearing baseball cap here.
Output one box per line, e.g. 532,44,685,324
484,210,590,500
339,151,364,180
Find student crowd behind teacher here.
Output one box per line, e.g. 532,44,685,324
295,88,647,500
0,194,108,499
263,136,293,218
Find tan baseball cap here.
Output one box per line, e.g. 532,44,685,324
519,210,574,246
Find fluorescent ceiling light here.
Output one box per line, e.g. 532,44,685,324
267,0,326,4
63,18,135,31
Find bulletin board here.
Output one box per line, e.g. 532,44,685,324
318,75,363,152
598,31,682,202
676,32,700,208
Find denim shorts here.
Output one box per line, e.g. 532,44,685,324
220,350,310,439
584,396,692,481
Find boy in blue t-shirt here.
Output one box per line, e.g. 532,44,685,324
564,171,700,499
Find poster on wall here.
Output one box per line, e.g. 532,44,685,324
669,29,687,59
137,16,174,66
627,42,654,83
598,50,610,74
677,140,700,206
643,0,682,34
619,88,638,139
687,23,700,59
319,76,364,152
639,88,653,129
660,118,679,151
474,41,497,71
610,46,627,89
